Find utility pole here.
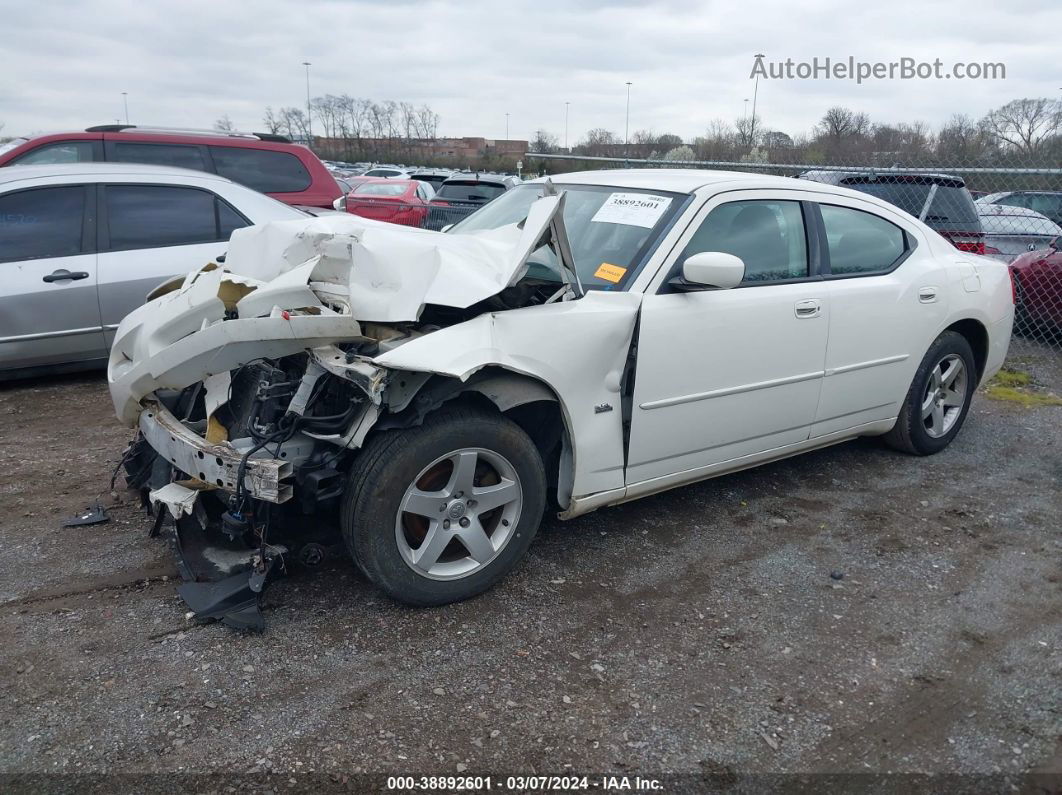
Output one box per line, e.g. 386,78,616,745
750,54,764,148
744,98,749,120
624,82,632,154
505,112,510,140
121,92,129,124
302,61,312,141
564,101,570,151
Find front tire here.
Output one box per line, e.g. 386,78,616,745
883,330,977,456
341,406,546,606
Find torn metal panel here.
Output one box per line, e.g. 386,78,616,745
373,290,641,499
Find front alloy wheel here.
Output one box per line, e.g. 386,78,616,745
341,406,546,606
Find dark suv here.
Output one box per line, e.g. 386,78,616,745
424,173,520,230
799,169,985,254
0,126,341,209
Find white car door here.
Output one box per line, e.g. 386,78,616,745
626,192,829,486
809,200,950,436
96,183,245,343
0,183,106,372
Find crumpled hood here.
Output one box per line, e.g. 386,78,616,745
222,195,563,323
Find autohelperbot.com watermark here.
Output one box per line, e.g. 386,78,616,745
750,54,1006,83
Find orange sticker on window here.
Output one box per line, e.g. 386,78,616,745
594,263,627,283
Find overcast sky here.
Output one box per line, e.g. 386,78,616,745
2,0,1058,145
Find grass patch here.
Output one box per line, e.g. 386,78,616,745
984,368,1062,407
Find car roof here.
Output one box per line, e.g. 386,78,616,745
535,168,811,194
976,202,1053,219
0,162,233,187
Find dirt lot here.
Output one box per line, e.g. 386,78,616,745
0,346,1059,790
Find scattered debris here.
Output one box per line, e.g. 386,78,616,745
61,503,109,527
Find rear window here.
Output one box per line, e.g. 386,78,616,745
110,142,207,171
841,177,978,225
353,182,408,197
105,185,248,250
210,146,311,193
435,181,507,202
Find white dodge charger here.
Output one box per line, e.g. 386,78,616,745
107,169,1013,626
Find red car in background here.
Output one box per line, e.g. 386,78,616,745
1010,238,1062,333
341,177,433,227
0,125,342,209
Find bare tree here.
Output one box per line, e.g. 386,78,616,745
815,107,872,148
213,114,234,132
529,129,559,154
576,128,619,156
262,107,282,135
734,114,761,150
980,98,1062,154
936,114,995,162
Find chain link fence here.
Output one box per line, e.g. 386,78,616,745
525,152,1062,356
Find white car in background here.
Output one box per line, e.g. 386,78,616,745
107,169,1014,626
975,202,1062,262
0,163,306,378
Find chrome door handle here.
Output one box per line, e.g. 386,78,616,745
794,299,821,318
918,287,938,303
43,269,90,283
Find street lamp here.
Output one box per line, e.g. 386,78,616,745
302,61,312,140
564,101,570,151
743,98,749,120
121,92,129,125
750,54,764,147
505,112,510,140
624,82,632,151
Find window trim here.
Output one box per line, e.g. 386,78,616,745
811,201,916,279
208,144,312,194
97,182,251,253
0,184,95,264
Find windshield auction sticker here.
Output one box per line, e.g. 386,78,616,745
591,193,672,228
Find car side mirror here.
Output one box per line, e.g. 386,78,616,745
332,196,347,211
670,251,745,291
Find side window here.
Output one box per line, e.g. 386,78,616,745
109,142,207,171
0,186,85,262
11,141,96,165
681,199,808,283
820,204,907,275
106,185,220,250
209,146,311,193
217,199,250,239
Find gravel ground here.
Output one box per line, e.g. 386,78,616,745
0,346,1059,791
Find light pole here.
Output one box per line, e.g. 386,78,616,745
750,53,764,147
121,92,129,124
624,82,632,152
505,112,510,140
743,98,749,120
302,61,312,141
564,101,570,151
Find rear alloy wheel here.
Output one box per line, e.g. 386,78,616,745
341,406,546,606
884,331,977,455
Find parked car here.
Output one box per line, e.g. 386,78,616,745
975,203,1062,262
799,169,985,254
978,190,1062,226
1009,238,1062,332
408,168,455,192
424,173,521,230
341,177,434,226
362,166,410,178
0,126,342,209
107,169,1013,626
0,163,306,379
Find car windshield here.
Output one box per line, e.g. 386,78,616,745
435,181,507,202
449,183,685,290
842,178,979,225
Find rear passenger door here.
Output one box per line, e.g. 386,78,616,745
0,184,105,371
96,184,249,341
810,200,948,437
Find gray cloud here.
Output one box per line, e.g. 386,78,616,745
2,0,1058,145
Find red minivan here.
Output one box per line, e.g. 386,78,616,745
0,125,342,209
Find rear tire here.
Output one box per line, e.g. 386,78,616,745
883,330,977,456
341,406,546,606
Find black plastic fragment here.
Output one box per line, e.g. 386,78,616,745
177,573,265,632
61,503,109,527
